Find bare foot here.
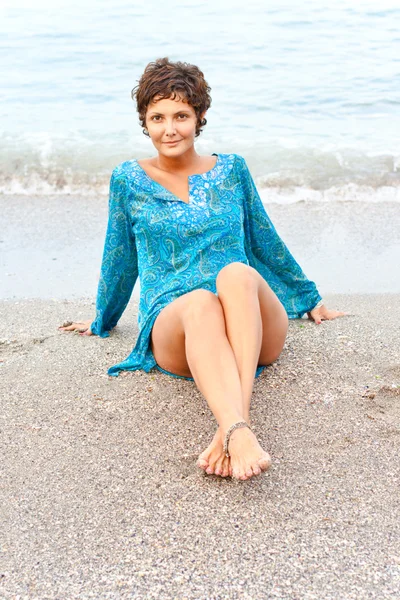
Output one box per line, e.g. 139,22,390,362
227,427,271,481
197,428,231,478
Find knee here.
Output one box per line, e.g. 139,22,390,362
216,262,258,294
182,289,222,327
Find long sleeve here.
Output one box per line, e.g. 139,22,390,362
90,169,138,337
236,155,322,318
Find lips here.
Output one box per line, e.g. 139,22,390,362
163,140,182,145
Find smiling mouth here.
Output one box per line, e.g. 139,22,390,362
163,140,182,144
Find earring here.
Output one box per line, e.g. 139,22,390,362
143,128,149,137
200,118,207,126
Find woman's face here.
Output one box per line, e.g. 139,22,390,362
145,95,200,159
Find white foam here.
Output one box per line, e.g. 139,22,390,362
259,184,400,204
1,130,399,199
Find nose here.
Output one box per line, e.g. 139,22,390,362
165,118,177,137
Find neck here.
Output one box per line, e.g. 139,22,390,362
155,147,200,173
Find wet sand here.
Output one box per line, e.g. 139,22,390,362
1,196,400,299
1,196,400,599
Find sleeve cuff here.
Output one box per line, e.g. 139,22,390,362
90,320,110,338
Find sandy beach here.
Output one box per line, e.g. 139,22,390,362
3,1,400,596
1,199,400,599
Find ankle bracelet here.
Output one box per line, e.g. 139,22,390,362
223,421,251,457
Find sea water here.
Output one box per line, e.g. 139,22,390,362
1,0,399,202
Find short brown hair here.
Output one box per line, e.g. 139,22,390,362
131,57,212,137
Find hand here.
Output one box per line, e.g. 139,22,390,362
307,304,347,325
58,319,93,336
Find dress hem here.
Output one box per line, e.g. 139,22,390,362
107,360,267,381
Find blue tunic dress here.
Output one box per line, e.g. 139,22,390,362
90,153,321,380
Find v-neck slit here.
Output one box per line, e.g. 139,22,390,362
134,153,219,205
154,179,190,204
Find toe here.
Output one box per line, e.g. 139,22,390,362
252,464,262,476
258,454,271,471
245,466,253,479
206,455,218,475
232,468,241,480
217,457,227,477
221,457,230,477
237,464,249,480
197,458,208,470
198,450,210,464
214,464,223,476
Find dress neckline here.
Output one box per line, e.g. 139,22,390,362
133,153,220,204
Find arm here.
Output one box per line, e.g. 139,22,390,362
90,169,139,337
236,155,322,319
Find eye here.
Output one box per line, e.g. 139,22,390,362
150,115,162,121
177,114,189,119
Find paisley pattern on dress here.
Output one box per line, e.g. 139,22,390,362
90,153,322,379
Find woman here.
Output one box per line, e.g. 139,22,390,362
59,58,345,481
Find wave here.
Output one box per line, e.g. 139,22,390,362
1,132,399,203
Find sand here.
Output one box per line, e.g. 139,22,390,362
1,197,400,599
1,294,399,599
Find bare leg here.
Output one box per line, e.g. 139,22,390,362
183,292,245,430
197,263,288,476
183,290,271,480
217,262,288,421
151,288,270,480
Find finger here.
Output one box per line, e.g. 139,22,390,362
59,323,86,332
59,320,89,331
